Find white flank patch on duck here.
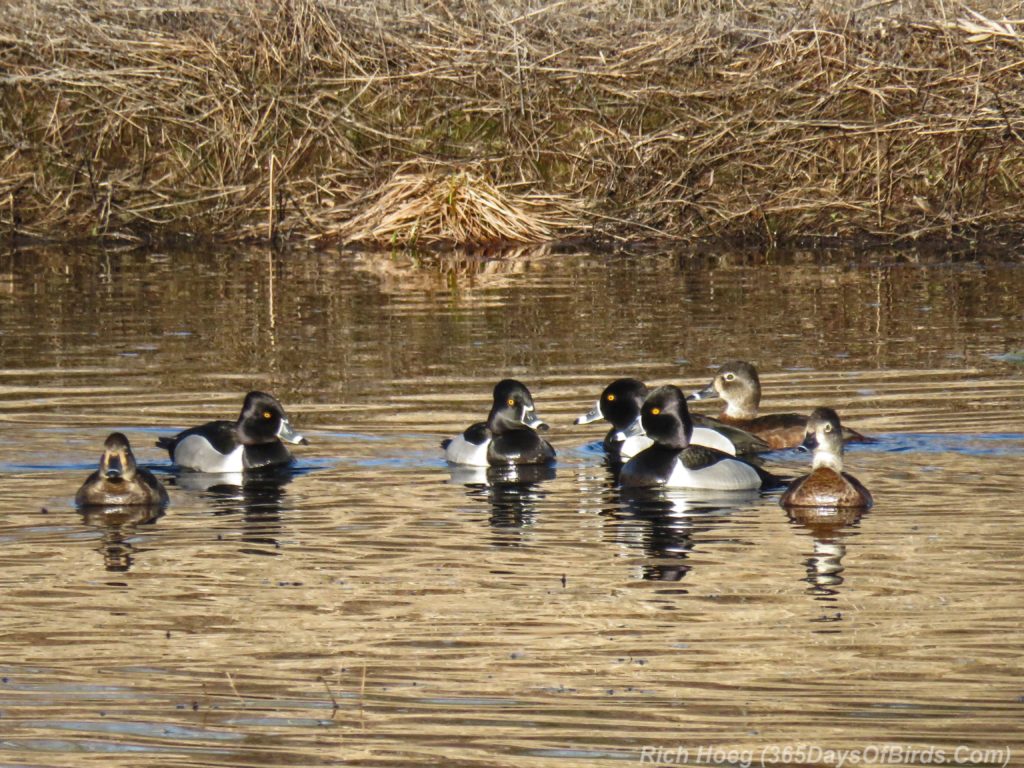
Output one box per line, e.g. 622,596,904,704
690,427,736,455
664,456,761,490
174,436,245,473
619,434,654,459
444,434,491,466
621,428,735,458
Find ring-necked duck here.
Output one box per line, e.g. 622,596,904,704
575,378,768,458
688,360,869,449
442,379,555,466
619,385,783,491
780,407,873,508
156,391,308,473
76,432,169,507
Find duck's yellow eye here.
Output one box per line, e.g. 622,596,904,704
607,394,616,402
507,398,515,407
263,411,273,419
651,407,661,415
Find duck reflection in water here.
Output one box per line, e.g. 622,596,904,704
448,463,556,544
75,432,169,572
79,505,164,573
616,487,759,583
172,468,296,555
781,407,873,612
787,506,867,610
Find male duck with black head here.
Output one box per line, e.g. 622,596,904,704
443,379,555,466
619,385,782,491
157,391,308,473
77,432,169,507
575,377,769,459
689,360,869,449
781,407,873,509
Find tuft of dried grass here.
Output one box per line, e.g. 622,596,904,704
2,0,1024,247
336,164,577,246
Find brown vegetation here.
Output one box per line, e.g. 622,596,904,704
2,1,1024,247
337,164,575,246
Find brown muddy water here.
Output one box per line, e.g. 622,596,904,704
0,244,1022,768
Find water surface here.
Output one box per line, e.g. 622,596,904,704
0,244,1022,767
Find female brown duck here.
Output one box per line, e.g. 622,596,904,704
688,360,869,449
76,433,169,507
780,408,872,509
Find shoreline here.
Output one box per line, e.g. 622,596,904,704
3,1,1024,247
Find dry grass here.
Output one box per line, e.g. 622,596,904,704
3,0,1024,247
337,164,577,246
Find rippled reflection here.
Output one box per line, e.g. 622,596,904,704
172,469,296,554
78,504,164,573
616,487,761,583
450,464,557,543
786,505,867,624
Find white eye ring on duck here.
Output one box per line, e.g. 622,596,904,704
823,423,833,432
723,373,736,382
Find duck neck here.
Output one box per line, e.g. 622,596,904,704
812,448,844,473
488,410,524,436
723,400,757,420
658,420,691,451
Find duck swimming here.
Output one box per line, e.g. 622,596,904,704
157,391,308,473
76,433,169,507
688,360,869,449
443,379,555,466
780,407,873,509
574,377,768,458
619,385,783,491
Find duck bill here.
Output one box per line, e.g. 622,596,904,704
520,406,548,432
103,453,124,480
277,419,309,445
523,413,549,432
574,401,603,425
798,432,818,452
687,383,718,401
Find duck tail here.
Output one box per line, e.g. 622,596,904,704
757,465,792,491
844,427,875,444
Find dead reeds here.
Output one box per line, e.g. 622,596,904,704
337,164,577,246
2,1,1024,247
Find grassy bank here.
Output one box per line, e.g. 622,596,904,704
2,1,1024,247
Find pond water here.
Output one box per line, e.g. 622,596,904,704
0,243,1022,768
